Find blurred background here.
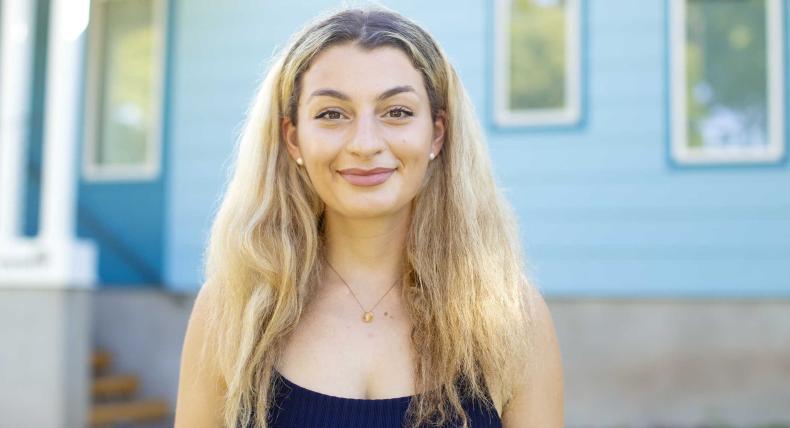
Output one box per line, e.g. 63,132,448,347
1,0,788,427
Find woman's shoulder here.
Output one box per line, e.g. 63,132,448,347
174,282,227,427
500,286,564,426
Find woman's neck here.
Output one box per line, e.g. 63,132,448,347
322,207,410,296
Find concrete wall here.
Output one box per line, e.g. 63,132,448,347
92,288,193,414
553,298,790,427
0,289,92,428
92,289,790,427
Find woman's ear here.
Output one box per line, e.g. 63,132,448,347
431,110,447,157
281,116,302,161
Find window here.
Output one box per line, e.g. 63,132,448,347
670,0,785,165
494,0,582,127
83,0,165,181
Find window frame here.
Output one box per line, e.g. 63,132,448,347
82,0,166,182
493,0,582,128
669,0,785,165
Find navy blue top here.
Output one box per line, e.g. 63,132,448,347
252,369,502,427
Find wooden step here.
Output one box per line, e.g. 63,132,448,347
90,399,169,426
92,374,139,399
92,350,112,374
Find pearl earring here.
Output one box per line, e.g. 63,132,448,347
429,152,435,160
296,157,303,166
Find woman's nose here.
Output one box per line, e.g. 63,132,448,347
346,111,385,157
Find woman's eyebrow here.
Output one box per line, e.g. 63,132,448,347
307,85,416,102
375,85,416,101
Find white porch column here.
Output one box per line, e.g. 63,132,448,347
0,1,96,426
0,0,96,287
39,0,91,241
0,0,35,239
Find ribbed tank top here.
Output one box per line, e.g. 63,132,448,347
248,369,503,427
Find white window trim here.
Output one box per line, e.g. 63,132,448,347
670,0,785,165
494,0,582,127
82,0,166,182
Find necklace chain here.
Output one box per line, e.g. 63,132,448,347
325,261,400,323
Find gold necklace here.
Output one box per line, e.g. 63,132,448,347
326,261,400,323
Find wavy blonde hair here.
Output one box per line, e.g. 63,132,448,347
202,6,537,428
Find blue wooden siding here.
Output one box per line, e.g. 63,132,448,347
76,181,165,285
19,0,164,286
72,0,167,286
163,0,790,296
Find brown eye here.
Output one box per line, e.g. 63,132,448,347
316,110,344,120
387,107,413,119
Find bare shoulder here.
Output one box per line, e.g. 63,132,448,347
501,286,564,427
174,281,226,428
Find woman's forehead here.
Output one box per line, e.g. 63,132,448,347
300,44,428,103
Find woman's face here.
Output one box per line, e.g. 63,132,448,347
282,43,445,220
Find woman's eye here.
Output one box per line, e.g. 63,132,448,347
386,107,413,119
315,108,412,121
316,110,344,120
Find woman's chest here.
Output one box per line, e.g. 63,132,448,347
276,297,419,400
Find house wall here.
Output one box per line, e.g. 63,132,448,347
163,0,790,297
0,289,91,428
7,1,784,426
73,0,168,286
84,2,790,421
14,0,165,286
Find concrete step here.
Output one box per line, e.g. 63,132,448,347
90,399,170,427
92,349,112,375
93,374,139,399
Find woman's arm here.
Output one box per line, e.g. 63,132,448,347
174,282,226,427
501,288,564,427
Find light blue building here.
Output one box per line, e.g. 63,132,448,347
73,0,790,298
2,0,788,426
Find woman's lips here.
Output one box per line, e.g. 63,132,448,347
337,167,395,187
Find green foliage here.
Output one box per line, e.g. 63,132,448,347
685,0,768,148
509,0,567,110
98,0,155,165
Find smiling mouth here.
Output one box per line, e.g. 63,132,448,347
337,167,395,187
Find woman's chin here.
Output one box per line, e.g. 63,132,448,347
342,207,397,220
333,201,407,220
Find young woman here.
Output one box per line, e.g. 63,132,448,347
175,6,563,428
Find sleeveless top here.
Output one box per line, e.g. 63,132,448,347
247,369,503,427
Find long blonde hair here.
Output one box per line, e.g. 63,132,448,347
202,6,537,427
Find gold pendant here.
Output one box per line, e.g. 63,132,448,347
362,312,374,323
